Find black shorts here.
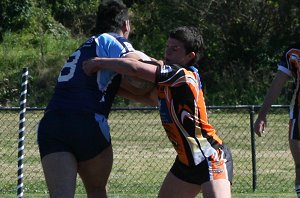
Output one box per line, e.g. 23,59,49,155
37,110,111,161
290,118,300,140
170,144,233,185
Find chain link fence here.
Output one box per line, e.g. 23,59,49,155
0,105,294,196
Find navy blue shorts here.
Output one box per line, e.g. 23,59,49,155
37,110,111,161
290,118,300,140
170,144,233,185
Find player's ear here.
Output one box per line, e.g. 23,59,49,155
187,51,196,59
186,51,196,63
122,20,130,34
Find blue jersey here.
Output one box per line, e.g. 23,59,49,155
47,33,135,117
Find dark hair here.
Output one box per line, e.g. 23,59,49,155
169,26,205,66
93,0,129,35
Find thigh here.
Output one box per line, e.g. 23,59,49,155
78,145,113,194
38,110,112,161
37,110,71,159
65,112,112,161
289,117,300,140
290,139,300,163
290,139,300,184
169,145,233,185
289,118,300,164
221,144,234,184
206,144,233,185
201,179,231,198
158,171,201,198
41,152,77,197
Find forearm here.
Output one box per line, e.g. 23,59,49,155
83,57,157,82
257,71,289,118
118,87,158,106
93,58,143,77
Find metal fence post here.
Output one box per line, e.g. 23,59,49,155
17,68,29,198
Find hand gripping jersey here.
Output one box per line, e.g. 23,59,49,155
277,43,300,120
46,33,135,118
156,64,223,166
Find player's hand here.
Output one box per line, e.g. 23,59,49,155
82,58,99,76
254,118,267,137
150,57,164,66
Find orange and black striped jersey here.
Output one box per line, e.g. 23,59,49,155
277,43,300,119
155,64,223,167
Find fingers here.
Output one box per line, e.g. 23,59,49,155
255,130,262,137
254,120,266,137
82,60,93,76
258,124,265,137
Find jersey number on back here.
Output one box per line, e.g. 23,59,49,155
58,50,81,82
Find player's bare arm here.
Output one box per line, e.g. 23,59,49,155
118,51,157,96
254,70,289,136
83,57,160,82
118,87,158,106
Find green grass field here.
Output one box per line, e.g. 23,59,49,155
0,192,296,198
0,107,296,197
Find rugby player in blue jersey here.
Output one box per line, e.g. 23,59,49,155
254,43,300,198
36,1,147,197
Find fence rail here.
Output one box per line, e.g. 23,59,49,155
0,105,292,196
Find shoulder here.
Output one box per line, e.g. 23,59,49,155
160,64,182,73
156,64,186,83
94,33,134,56
94,33,129,44
282,43,300,56
277,43,300,75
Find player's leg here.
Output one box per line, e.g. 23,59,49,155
37,110,78,197
73,113,113,198
289,118,300,198
158,171,201,198
158,144,232,198
78,145,113,198
201,144,232,198
290,139,300,198
41,152,77,198
201,179,231,198
158,174,233,198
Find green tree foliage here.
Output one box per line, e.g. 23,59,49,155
0,0,300,106
201,0,300,104
0,0,78,106
130,0,300,105
0,0,32,40
45,0,99,35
